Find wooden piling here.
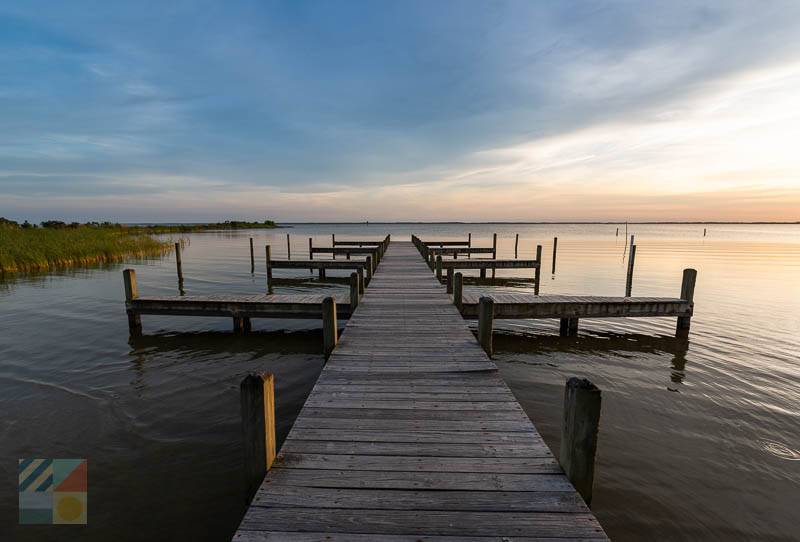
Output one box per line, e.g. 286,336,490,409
453,272,463,310
478,296,494,357
175,242,183,281
233,317,244,332
243,317,252,333
250,237,255,272
365,255,373,285
560,377,601,507
677,268,697,331
560,317,579,336
332,234,336,260
515,233,519,259
534,245,542,295
240,372,276,505
287,234,291,260
468,233,471,259
552,237,558,274
322,297,338,359
349,272,359,310
308,238,313,260
625,244,636,297
616,227,619,237
357,266,365,295
123,269,142,334
446,266,454,294
492,233,497,278
265,245,273,294
436,255,443,283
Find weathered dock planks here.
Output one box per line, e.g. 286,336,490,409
233,241,609,541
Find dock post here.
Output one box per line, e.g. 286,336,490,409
332,234,336,260
175,242,183,281
515,233,519,258
365,256,373,285
625,244,637,296
552,237,558,274
478,296,494,356
123,269,142,335
535,245,542,295
250,237,255,273
453,272,463,311
436,255,443,283
560,377,601,507
243,318,252,333
308,238,313,259
677,268,697,332
265,245,273,294
233,317,244,332
322,297,337,359
357,266,365,295
446,266,454,294
492,233,497,278
616,227,619,237
468,233,471,258
240,372,276,505
287,234,291,260
349,272,359,311
560,317,579,336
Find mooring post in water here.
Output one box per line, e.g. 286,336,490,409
552,237,558,274
492,233,497,278
123,269,142,335
468,232,472,259
436,255,443,283
322,296,337,359
265,245,273,294
240,372,276,505
349,272,359,310
616,227,619,237
560,377,601,507
560,317,579,336
331,234,336,260
365,256,373,285
515,233,519,259
357,266,365,295
446,266,454,294
677,268,697,332
175,242,183,281
453,272,463,311
478,296,494,357
249,237,254,273
703,228,707,237
534,245,542,295
308,237,313,260
287,233,291,260
625,244,637,297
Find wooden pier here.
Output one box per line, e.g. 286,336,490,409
233,241,609,541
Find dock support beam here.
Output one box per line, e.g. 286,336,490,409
535,245,542,295
560,317,579,336
478,296,494,357
560,377,601,507
677,268,697,332
453,272,463,311
240,372,276,505
349,272,359,310
446,267,454,294
322,297,337,359
265,245,273,294
436,255,443,283
123,269,142,335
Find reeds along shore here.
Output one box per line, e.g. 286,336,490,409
0,227,173,273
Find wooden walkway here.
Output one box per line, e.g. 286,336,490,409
233,242,609,541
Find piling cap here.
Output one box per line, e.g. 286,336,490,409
566,377,600,393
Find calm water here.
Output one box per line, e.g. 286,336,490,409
1,223,799,541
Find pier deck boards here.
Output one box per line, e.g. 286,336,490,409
460,293,690,319
234,242,609,541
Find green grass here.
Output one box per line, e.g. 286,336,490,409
0,227,172,273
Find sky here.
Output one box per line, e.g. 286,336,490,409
2,0,800,223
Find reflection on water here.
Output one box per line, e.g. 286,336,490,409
1,223,799,542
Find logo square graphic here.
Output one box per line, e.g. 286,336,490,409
18,459,87,525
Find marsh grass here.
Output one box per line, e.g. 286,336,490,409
0,227,172,273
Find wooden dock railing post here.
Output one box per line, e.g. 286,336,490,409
677,268,697,332
453,272,463,311
535,245,542,295
560,377,601,507
625,244,637,296
478,296,494,357
287,234,291,260
322,297,338,359
308,238,313,260
240,372,276,505
436,255,443,283
468,233,472,259
265,245,273,294
560,317,579,336
357,266,365,295
175,242,183,281
515,233,519,259
446,266,454,294
250,237,255,272
349,272,359,310
123,269,142,335
552,237,558,274
332,234,336,260
365,256,373,285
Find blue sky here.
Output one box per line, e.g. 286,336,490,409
2,1,800,222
